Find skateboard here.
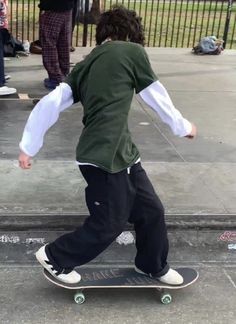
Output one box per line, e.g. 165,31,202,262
43,267,198,305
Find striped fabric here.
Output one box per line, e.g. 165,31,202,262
40,10,72,83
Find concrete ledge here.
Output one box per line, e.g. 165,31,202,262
0,213,236,231
0,213,235,265
0,224,235,265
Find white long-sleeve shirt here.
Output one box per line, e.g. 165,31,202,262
19,80,192,157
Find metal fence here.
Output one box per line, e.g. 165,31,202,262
8,0,236,48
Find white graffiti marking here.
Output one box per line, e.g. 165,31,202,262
0,235,20,243
116,231,135,245
228,244,236,250
25,238,45,244
0,235,46,244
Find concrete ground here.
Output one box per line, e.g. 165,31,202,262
0,48,236,323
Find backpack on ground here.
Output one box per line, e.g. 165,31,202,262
30,40,42,54
192,36,224,55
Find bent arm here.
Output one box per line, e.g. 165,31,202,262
138,80,192,137
19,82,74,156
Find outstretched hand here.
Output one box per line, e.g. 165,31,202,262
18,151,32,169
185,123,197,139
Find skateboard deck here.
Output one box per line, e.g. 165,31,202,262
43,267,198,305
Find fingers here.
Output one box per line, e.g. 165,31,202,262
191,124,197,137
19,160,32,169
185,123,197,139
185,134,194,139
18,152,32,169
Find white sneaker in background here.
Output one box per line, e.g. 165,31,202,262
0,86,17,96
4,75,11,81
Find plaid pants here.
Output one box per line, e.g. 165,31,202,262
40,10,72,83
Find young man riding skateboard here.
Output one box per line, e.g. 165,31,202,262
19,6,196,286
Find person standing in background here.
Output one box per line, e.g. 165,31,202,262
0,0,16,95
38,0,74,90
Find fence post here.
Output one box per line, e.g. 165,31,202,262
223,0,233,48
82,0,90,46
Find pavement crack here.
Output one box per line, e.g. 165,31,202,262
223,269,236,289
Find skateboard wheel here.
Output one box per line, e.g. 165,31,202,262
160,293,172,305
74,292,85,304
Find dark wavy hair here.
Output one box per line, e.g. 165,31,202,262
95,6,145,46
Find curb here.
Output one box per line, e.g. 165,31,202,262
0,213,236,231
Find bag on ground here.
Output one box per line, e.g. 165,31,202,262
192,36,224,55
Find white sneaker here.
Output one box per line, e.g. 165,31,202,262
158,268,184,285
5,75,11,81
35,245,81,284
135,266,183,285
0,86,17,96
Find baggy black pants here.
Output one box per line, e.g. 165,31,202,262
47,162,169,276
